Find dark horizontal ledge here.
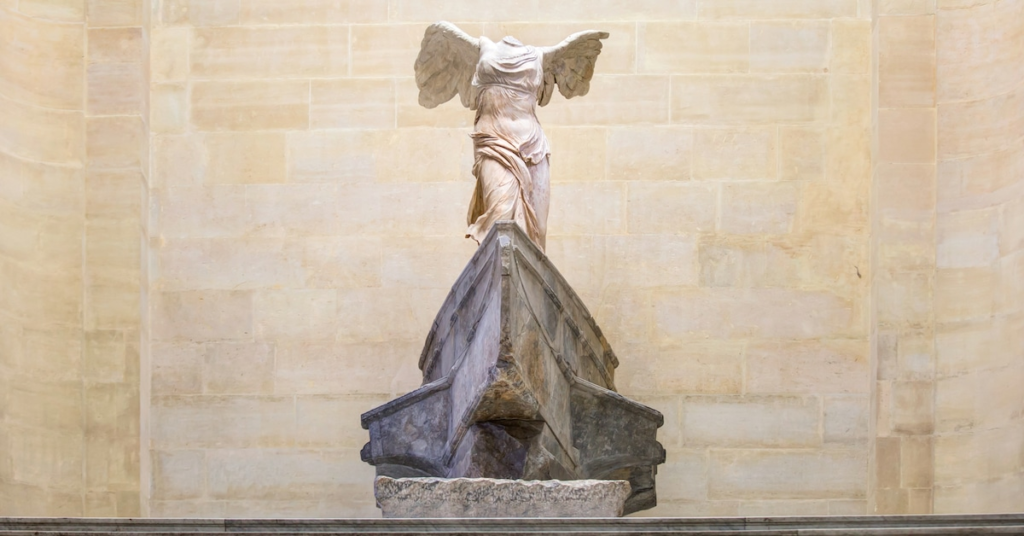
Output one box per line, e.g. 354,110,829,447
2,515,1024,535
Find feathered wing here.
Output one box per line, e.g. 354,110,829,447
537,30,610,106
414,21,481,109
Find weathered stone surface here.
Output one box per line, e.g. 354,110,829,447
374,477,631,518
361,222,665,515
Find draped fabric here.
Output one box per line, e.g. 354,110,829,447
465,37,550,250
466,133,541,248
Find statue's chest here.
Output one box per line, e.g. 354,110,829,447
475,48,543,91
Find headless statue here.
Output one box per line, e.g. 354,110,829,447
414,22,609,251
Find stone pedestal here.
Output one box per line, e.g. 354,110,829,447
374,477,631,518
360,222,665,515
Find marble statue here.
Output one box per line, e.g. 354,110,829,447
360,24,664,519
414,22,609,251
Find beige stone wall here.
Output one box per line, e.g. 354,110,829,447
0,2,88,514
870,0,1024,515
932,0,1024,512
3,0,1021,519
141,0,874,517
870,1,938,515
0,0,143,516
84,0,146,516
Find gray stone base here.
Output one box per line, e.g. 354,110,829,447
374,476,631,518
360,223,665,516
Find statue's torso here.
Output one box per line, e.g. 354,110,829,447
472,36,549,164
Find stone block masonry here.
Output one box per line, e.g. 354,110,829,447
2,0,1021,519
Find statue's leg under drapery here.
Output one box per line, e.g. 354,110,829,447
526,157,549,251
466,137,549,251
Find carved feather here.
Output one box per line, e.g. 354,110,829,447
414,21,481,109
538,30,609,106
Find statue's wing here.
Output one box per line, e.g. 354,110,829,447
414,21,481,109
538,30,610,106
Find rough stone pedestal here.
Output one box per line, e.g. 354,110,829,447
361,222,665,516
374,477,631,518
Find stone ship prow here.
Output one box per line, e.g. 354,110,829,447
360,222,665,515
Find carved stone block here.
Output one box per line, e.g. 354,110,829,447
374,477,631,518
